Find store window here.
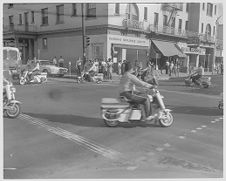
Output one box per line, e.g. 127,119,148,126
56,5,64,24
205,24,211,36
144,7,147,21
92,44,104,60
87,3,96,18
115,3,120,15
19,14,22,25
207,3,213,16
171,17,175,28
186,3,189,12
154,13,159,27
213,26,215,36
72,3,77,16
41,8,48,25
42,38,48,49
203,3,205,10
214,5,217,15
31,11,35,24
126,3,139,20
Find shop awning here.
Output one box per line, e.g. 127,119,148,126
113,44,149,50
152,40,185,57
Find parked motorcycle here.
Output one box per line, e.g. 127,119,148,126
19,70,47,85
184,74,211,88
3,81,21,118
101,86,173,127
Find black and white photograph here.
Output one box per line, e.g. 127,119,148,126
2,0,224,179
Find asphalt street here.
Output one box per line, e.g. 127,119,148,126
3,75,223,179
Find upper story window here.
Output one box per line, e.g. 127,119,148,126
9,15,14,25
41,8,48,25
24,12,28,25
214,5,217,15
171,17,175,28
178,19,182,30
201,23,204,33
207,3,213,16
115,3,120,15
154,12,159,27
186,3,189,12
179,3,183,11
203,3,205,10
206,24,211,36
56,4,64,24
31,11,35,24
213,26,215,35
126,3,139,21
8,4,14,9
87,3,96,18
144,7,147,21
72,3,77,16
163,15,168,26
19,14,22,25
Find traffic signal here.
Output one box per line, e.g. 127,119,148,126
86,36,90,47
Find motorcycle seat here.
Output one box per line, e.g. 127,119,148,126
101,98,130,109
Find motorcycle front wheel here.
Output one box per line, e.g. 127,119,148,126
6,103,21,118
104,119,119,127
159,112,174,127
19,78,26,85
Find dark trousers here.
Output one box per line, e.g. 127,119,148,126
120,91,151,117
191,74,201,85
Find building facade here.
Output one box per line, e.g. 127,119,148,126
3,3,222,72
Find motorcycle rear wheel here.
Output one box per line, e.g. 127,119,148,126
159,112,174,127
6,103,21,118
104,119,119,127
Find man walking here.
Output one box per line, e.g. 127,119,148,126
58,56,65,67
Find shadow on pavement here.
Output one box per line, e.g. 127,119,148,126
24,112,160,128
171,105,223,116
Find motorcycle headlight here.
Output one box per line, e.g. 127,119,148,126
10,87,16,93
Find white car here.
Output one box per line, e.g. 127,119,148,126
39,60,68,77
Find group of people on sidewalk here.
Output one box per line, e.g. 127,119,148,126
51,56,65,67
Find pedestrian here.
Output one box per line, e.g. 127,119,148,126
169,61,174,76
58,56,64,67
121,60,126,75
165,60,169,74
118,60,122,75
52,56,57,66
107,58,113,80
220,62,223,75
76,57,82,76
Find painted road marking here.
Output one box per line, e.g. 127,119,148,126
211,121,216,123
201,125,207,128
164,143,171,147
178,136,185,139
191,130,197,133
196,127,202,130
19,114,122,161
156,147,164,152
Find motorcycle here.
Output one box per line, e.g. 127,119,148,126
101,86,173,127
76,71,103,84
184,74,211,88
218,93,223,110
3,81,21,118
19,70,47,85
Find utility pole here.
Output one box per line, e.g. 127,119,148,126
81,3,86,68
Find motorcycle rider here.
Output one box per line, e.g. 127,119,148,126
119,60,156,121
3,60,13,102
190,64,204,85
27,58,40,82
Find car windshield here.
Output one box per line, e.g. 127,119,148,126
3,49,18,62
40,61,50,65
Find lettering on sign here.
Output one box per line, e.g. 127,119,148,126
108,36,149,46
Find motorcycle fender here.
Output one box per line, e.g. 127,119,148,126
9,100,21,105
164,109,172,113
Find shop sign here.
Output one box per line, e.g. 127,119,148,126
190,47,205,55
108,35,149,47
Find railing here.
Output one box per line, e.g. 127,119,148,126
216,39,223,50
3,24,38,33
122,19,144,30
161,3,183,11
199,34,215,43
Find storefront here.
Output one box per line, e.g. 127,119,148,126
107,35,150,71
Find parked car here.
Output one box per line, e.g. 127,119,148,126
38,60,68,77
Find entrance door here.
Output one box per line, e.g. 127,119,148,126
24,12,28,31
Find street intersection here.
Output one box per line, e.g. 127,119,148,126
4,75,223,179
